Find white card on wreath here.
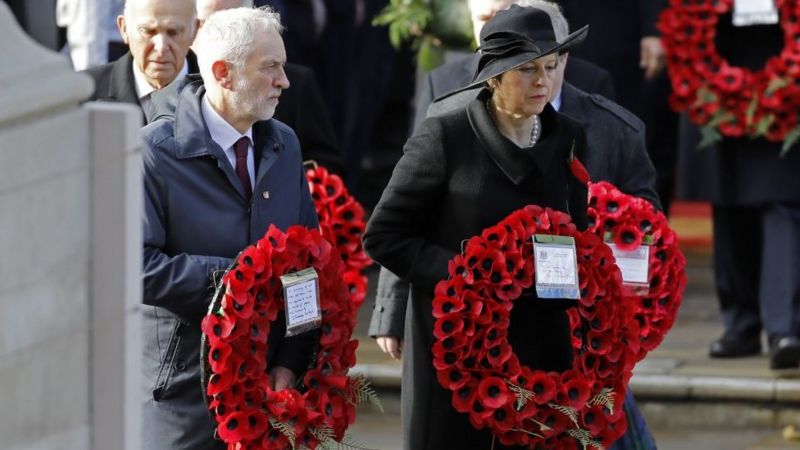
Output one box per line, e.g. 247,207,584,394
733,0,779,26
608,243,650,285
532,234,580,300
280,267,322,336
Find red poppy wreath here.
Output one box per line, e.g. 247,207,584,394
305,164,372,307
659,0,800,152
431,205,642,449
200,225,378,450
587,182,687,362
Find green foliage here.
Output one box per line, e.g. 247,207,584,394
781,126,800,156
567,428,605,450
588,388,615,415
548,403,579,426
372,0,473,72
269,417,297,449
507,381,536,411
346,374,384,413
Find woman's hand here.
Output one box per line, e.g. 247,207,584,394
269,366,297,390
376,336,404,360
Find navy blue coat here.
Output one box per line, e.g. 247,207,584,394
141,81,319,449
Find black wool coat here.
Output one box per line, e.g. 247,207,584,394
363,90,588,450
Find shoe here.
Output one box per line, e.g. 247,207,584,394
708,335,761,358
769,336,800,370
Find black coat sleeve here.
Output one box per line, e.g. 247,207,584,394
640,0,667,37
363,117,456,294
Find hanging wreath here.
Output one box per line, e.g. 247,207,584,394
200,225,379,450
587,182,687,362
305,164,372,308
659,0,800,153
431,205,642,449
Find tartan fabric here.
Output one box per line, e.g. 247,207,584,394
609,391,657,450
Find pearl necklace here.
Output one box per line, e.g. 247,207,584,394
529,114,541,147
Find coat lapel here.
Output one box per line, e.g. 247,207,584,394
253,120,284,189
105,53,142,106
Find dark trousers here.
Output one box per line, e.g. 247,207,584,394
713,203,800,340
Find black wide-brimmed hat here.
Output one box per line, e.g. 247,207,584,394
468,4,588,88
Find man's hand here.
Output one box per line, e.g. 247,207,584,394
376,336,403,360
269,366,297,390
640,36,665,80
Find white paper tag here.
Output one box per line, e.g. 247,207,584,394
532,235,580,300
733,0,779,26
280,267,322,336
608,243,650,285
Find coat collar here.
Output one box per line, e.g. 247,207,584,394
171,81,287,199
467,89,562,185
104,53,141,105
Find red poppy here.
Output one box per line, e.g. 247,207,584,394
569,157,590,185
218,411,253,443
559,378,592,410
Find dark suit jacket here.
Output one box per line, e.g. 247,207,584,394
369,81,661,339
414,53,615,130
364,91,587,450
83,51,200,123
556,0,667,114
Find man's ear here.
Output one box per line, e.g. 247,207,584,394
190,18,201,42
116,15,129,44
211,60,234,89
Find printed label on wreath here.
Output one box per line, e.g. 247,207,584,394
280,267,322,336
532,234,580,299
733,0,778,26
608,243,651,286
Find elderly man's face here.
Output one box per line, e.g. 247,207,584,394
118,0,197,89
468,0,512,41
229,28,290,123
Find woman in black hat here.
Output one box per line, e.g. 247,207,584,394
364,5,591,449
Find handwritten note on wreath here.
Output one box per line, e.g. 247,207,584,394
280,268,322,335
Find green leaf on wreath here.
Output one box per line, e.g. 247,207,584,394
548,402,579,426
269,417,297,449
696,87,717,104
698,125,722,149
755,114,775,137
314,427,379,450
567,428,605,450
345,374,384,413
588,387,615,415
766,77,789,95
781,125,800,156
507,381,536,411
511,427,545,439
745,94,759,126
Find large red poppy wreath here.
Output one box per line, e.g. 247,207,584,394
200,168,373,449
659,0,800,150
432,192,686,448
587,182,687,362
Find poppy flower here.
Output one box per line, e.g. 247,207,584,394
559,372,592,408
486,342,513,367
218,411,253,443
437,367,470,390
452,381,478,413
527,371,557,405
434,313,465,339
489,402,518,433
208,340,234,374
202,313,236,342
477,377,511,409
260,427,292,450
569,157,590,185
432,290,465,318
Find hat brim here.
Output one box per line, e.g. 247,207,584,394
465,24,589,91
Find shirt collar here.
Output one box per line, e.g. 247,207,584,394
550,88,563,111
131,58,190,99
201,94,253,151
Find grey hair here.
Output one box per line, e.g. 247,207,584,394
513,0,569,41
194,6,283,80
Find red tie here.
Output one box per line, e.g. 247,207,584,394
233,137,252,200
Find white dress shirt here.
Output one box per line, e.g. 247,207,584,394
201,95,256,184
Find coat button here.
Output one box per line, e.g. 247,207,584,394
175,361,186,371
262,191,270,199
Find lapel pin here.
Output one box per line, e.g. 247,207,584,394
262,191,270,199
